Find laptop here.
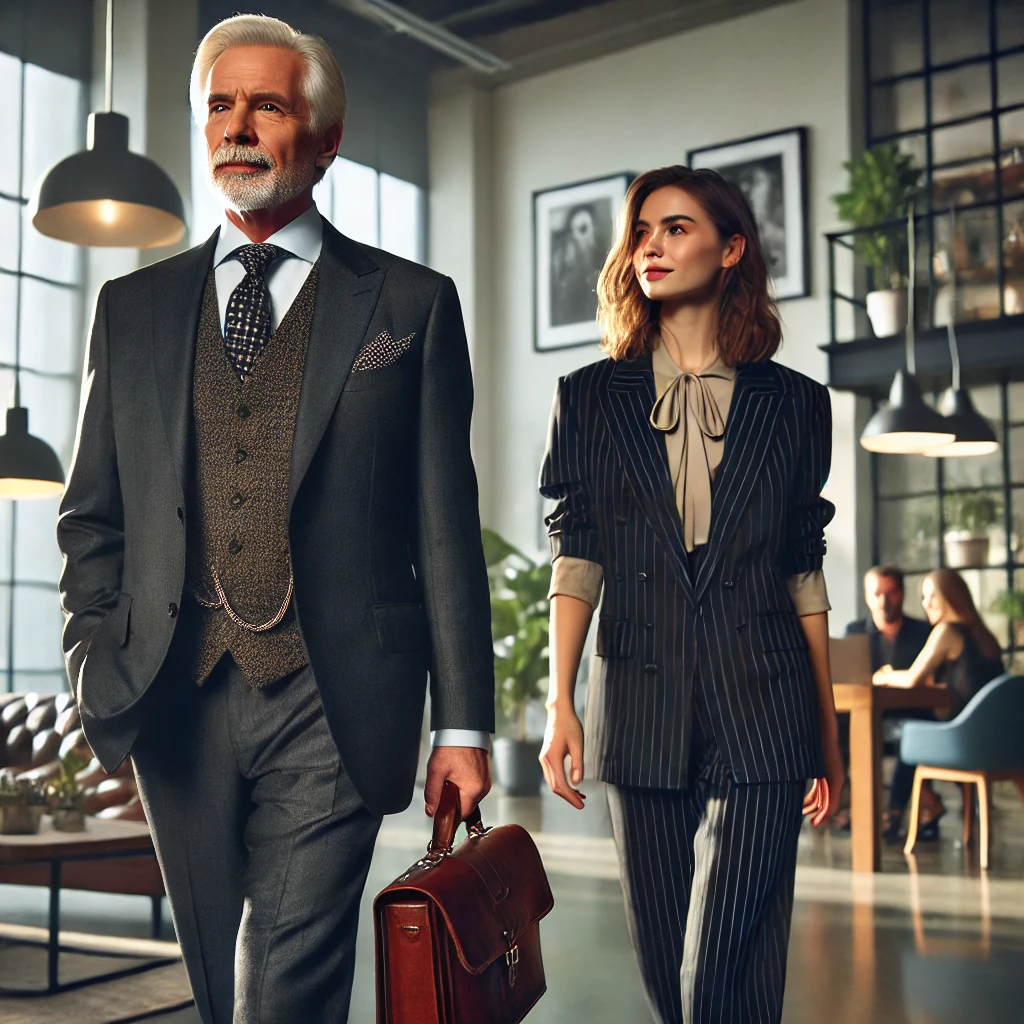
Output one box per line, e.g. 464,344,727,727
829,633,872,685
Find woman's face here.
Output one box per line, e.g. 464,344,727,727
631,186,744,304
921,577,948,625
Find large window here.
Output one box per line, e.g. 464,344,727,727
873,380,1024,671
0,51,86,694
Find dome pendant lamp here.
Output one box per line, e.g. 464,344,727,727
30,0,185,248
860,203,955,454
0,54,64,499
924,206,999,458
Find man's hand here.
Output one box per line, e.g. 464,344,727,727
424,746,491,819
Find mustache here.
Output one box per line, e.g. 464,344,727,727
212,144,275,170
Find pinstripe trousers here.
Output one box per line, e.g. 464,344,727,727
606,709,805,1024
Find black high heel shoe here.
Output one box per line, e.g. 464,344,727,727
916,805,947,842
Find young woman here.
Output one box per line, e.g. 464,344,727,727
538,166,844,1024
873,568,1005,838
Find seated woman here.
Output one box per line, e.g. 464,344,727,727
873,568,1005,841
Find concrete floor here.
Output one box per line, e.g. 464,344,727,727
3,775,1023,1023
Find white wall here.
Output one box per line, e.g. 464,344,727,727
429,0,861,625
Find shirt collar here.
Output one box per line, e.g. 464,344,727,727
214,203,324,268
651,342,736,382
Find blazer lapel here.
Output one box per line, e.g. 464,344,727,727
695,362,783,598
150,230,219,500
598,356,695,601
289,218,383,508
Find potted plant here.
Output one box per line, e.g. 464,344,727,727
0,770,46,835
483,528,551,797
832,143,922,337
46,735,92,832
990,590,1024,648
943,491,1001,568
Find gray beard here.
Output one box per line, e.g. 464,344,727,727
208,157,316,213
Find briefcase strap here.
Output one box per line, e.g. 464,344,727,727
427,781,487,862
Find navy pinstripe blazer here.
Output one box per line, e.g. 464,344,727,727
540,352,835,789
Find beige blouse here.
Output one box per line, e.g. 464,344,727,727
549,343,830,616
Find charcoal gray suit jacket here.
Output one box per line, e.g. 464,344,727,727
57,218,494,815
540,354,835,789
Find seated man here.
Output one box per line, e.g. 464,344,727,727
844,565,936,840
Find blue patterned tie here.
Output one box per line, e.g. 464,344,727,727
223,243,283,379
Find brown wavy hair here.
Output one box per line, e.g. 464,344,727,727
924,569,1003,661
596,166,781,364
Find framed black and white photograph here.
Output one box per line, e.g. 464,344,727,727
534,173,631,352
688,127,809,301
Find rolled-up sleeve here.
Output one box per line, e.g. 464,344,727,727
782,382,836,578
539,376,603,564
549,555,604,606
787,569,831,616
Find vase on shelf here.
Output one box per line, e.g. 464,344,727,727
944,530,990,569
866,287,908,338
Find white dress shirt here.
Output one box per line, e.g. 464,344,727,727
213,205,490,753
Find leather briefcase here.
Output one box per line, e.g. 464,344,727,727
374,780,554,1024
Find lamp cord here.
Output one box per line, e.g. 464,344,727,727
105,0,114,113
12,7,27,410
947,205,960,392
905,201,916,377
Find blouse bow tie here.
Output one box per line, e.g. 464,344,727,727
650,367,730,552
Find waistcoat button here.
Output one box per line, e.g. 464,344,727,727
229,493,246,508
638,572,648,581
168,602,178,618
724,580,734,588
644,663,658,674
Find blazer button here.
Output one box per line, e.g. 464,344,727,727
229,493,246,508
724,580,734,588
646,622,655,629
234,449,247,464
168,602,178,618
637,572,648,581
737,622,747,632
236,404,250,419
616,514,627,524
228,538,243,555
644,663,658,674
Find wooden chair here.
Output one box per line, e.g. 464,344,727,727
902,674,1024,870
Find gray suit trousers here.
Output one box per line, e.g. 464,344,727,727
132,656,383,1024
607,754,805,1024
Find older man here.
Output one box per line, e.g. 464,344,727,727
57,14,493,1022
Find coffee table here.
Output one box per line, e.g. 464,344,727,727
0,816,177,996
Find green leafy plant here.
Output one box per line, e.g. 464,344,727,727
483,528,551,742
990,590,1024,619
944,491,1001,534
832,143,922,290
46,743,90,808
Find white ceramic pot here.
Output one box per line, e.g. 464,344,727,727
944,532,990,569
866,288,908,338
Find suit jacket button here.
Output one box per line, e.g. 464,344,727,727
644,663,658,674
616,514,627,524
229,493,246,508
737,622,747,632
637,572,648,581
646,622,654,629
724,580,734,588
228,538,243,555
236,404,250,419
168,602,178,618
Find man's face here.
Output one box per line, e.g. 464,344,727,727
865,572,904,628
203,45,322,212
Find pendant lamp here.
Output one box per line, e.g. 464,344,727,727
30,0,185,248
923,206,999,458
0,51,65,499
860,203,955,454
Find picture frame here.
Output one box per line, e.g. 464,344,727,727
688,127,810,301
533,173,632,352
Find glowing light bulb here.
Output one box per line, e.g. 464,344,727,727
98,199,118,224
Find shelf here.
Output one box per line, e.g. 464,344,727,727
821,314,1024,397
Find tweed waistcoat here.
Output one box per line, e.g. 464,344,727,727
184,262,319,686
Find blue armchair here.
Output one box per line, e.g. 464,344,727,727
900,673,1024,869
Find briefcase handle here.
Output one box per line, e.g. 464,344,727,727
428,779,487,859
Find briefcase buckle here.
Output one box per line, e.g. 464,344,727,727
503,930,519,988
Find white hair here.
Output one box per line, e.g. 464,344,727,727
190,14,346,137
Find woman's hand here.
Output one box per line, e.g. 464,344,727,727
872,665,893,685
539,703,587,810
804,731,845,826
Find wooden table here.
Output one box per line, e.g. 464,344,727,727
0,816,173,996
832,683,953,873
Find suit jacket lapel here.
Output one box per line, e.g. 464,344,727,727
695,362,783,599
289,218,383,508
151,230,219,500
598,356,695,601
